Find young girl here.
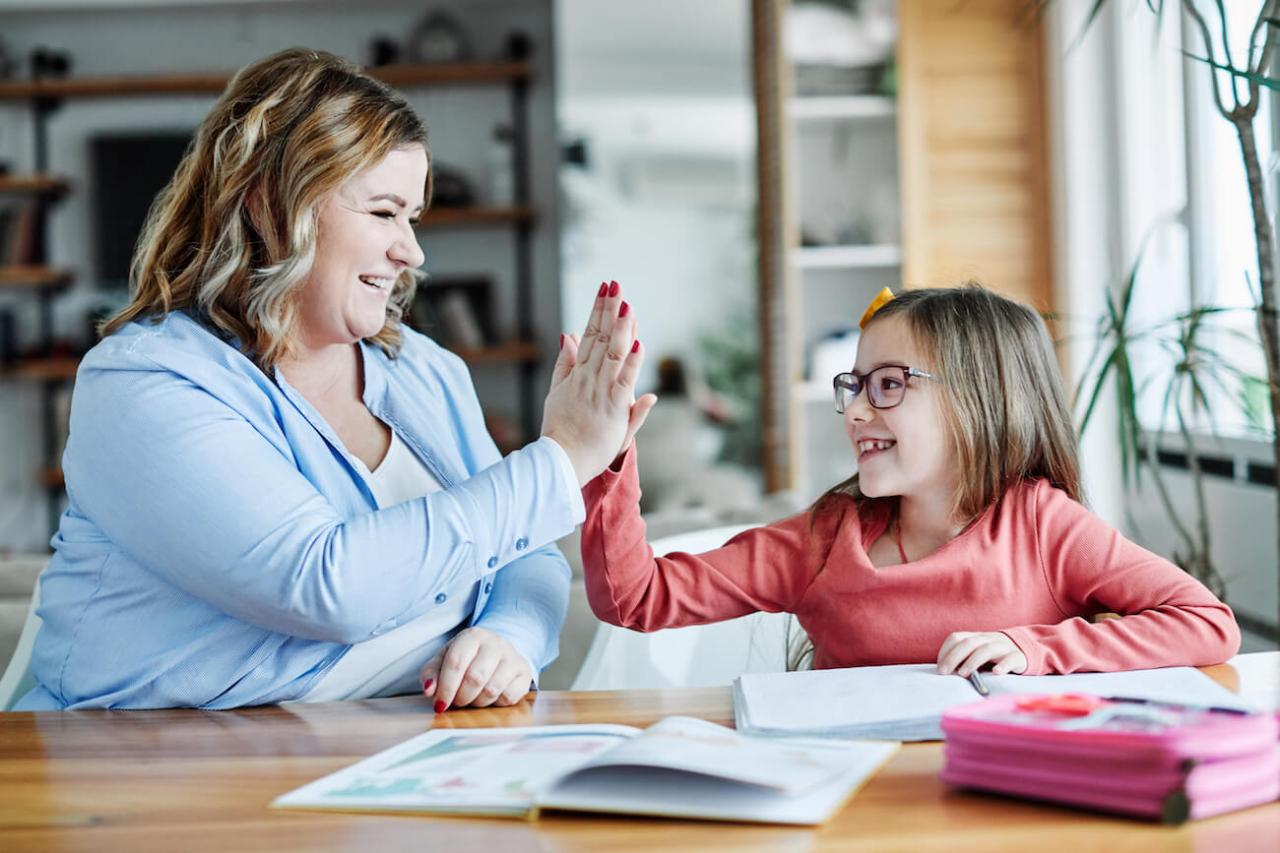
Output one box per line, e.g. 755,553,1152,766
579,285,1240,677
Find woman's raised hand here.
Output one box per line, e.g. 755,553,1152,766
541,281,657,486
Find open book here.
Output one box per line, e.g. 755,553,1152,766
734,664,1254,742
273,716,897,825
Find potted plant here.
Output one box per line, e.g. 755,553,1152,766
1071,226,1264,601
1044,0,1280,635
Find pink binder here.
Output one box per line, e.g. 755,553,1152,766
940,693,1280,823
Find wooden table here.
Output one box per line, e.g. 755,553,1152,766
2,655,1277,852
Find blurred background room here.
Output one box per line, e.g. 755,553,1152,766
0,0,1275,690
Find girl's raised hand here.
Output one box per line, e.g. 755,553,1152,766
541,281,652,485
935,630,1028,677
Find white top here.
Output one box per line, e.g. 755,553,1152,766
299,431,479,702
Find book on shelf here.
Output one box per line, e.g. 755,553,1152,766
0,207,13,264
272,715,897,825
2,200,39,266
412,276,496,351
733,663,1253,742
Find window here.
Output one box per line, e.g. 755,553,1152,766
1181,4,1274,437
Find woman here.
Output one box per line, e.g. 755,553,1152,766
17,48,650,711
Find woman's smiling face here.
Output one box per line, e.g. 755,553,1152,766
293,144,428,350
844,314,957,503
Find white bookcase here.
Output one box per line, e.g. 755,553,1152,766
785,88,902,501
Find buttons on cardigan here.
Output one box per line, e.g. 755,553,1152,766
487,555,498,569
434,592,447,604
515,537,529,551
484,580,493,594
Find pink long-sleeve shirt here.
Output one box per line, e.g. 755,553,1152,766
581,449,1241,674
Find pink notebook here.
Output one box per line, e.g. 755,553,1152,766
940,693,1280,823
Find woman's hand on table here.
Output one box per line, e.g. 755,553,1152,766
541,280,657,485
420,627,534,711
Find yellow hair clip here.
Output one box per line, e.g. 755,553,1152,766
859,287,896,329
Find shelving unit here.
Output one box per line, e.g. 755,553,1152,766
0,168,74,531
1,59,545,531
783,67,902,500
762,0,1055,495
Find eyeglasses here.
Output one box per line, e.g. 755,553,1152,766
833,365,935,413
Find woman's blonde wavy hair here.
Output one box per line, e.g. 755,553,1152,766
101,47,432,367
812,283,1083,526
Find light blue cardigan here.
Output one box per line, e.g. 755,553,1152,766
18,313,577,710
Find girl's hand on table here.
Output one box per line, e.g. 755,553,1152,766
936,631,1028,677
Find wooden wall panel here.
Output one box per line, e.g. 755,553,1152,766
897,0,1053,310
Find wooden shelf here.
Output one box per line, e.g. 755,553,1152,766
417,206,534,229
454,341,541,365
6,343,541,377
0,61,532,100
37,467,64,489
0,175,71,197
0,266,74,289
792,245,902,270
789,95,896,121
5,355,80,381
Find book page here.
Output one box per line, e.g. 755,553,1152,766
273,724,638,816
565,716,857,794
985,666,1255,710
540,738,898,826
735,664,978,734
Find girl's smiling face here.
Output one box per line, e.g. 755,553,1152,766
293,145,428,351
844,314,957,505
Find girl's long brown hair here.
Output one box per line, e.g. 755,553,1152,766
101,48,432,367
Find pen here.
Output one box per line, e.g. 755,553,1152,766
966,670,989,697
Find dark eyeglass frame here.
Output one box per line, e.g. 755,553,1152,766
833,365,935,413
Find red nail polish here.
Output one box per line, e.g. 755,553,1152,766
422,678,433,692
597,282,608,297
619,301,630,317
434,700,447,713
631,339,640,353
608,281,620,298
559,333,565,349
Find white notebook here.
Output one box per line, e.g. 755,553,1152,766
733,664,1254,741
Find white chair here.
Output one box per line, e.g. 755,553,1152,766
0,578,42,712
571,524,805,690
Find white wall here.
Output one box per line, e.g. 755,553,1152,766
0,0,561,550
554,0,756,394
